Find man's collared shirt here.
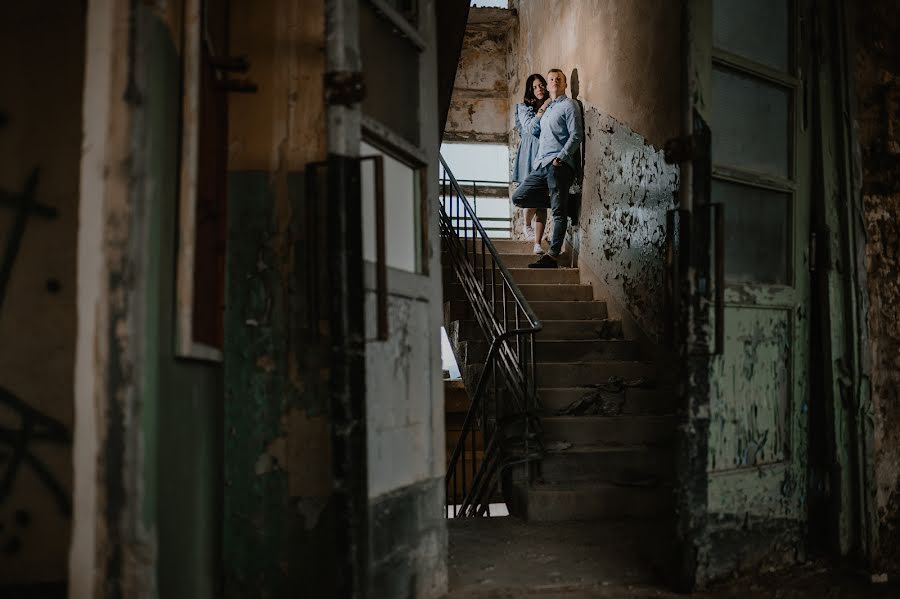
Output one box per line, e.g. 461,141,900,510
529,94,583,171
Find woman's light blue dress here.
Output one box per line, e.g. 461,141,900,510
512,103,540,183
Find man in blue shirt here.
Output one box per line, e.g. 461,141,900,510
512,68,583,268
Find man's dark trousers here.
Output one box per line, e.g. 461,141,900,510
511,162,574,256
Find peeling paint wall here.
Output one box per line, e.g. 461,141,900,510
71,2,228,595
362,1,448,595
853,0,900,574
0,2,83,588
71,0,132,594
509,0,682,343
576,112,679,342
223,2,339,597
364,291,447,597
138,4,225,597
445,8,514,143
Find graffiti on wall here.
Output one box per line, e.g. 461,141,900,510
0,111,71,557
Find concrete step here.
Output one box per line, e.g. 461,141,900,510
509,480,673,521
448,319,624,342
538,445,675,485
443,250,573,269
446,299,608,322
507,267,580,285
457,239,549,255
445,300,609,323
491,252,573,268
445,282,594,302
537,386,676,415
541,415,676,446
537,361,657,387
460,339,642,364
446,266,579,285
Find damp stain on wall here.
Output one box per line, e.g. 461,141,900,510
445,8,514,143
854,0,900,573
577,107,680,343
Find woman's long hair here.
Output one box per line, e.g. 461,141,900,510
523,73,548,112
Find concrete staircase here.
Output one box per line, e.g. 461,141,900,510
443,239,676,522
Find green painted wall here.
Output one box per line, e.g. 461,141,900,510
137,7,223,598
222,171,339,598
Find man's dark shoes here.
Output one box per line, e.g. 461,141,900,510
528,254,558,268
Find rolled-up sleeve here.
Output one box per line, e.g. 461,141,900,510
515,103,542,138
557,102,583,163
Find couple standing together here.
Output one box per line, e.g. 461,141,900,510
512,69,584,268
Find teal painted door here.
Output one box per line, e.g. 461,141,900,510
684,0,812,581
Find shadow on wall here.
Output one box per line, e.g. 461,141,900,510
559,67,680,344
568,67,584,227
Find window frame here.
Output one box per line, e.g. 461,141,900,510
175,0,224,361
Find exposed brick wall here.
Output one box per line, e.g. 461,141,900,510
853,0,900,573
444,8,512,143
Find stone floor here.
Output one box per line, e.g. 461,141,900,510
445,517,900,598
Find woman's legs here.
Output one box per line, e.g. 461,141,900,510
534,208,547,243
523,207,536,239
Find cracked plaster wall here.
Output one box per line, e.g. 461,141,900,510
577,112,679,342
224,2,340,597
853,0,900,574
444,8,513,143
362,2,448,593
509,0,682,343
364,288,447,598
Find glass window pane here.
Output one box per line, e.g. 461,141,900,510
712,67,791,178
714,0,790,72
440,143,511,237
440,143,510,182
360,3,420,146
361,142,421,273
713,179,791,285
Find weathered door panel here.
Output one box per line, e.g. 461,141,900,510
356,1,448,596
680,0,812,585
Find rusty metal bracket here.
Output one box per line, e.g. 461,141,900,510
710,202,724,355
325,71,366,106
211,53,257,93
360,155,388,341
665,208,690,349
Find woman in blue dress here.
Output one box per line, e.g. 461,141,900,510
512,73,550,254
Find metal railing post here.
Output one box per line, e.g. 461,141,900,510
439,155,543,519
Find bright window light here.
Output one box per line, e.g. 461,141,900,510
440,143,509,183
441,327,461,380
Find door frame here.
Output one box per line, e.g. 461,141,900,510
807,0,878,567
323,1,370,597
672,0,876,589
323,1,446,596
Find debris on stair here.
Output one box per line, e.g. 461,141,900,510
554,376,649,416
544,441,573,452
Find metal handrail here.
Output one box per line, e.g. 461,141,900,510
439,156,539,331
440,154,543,518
